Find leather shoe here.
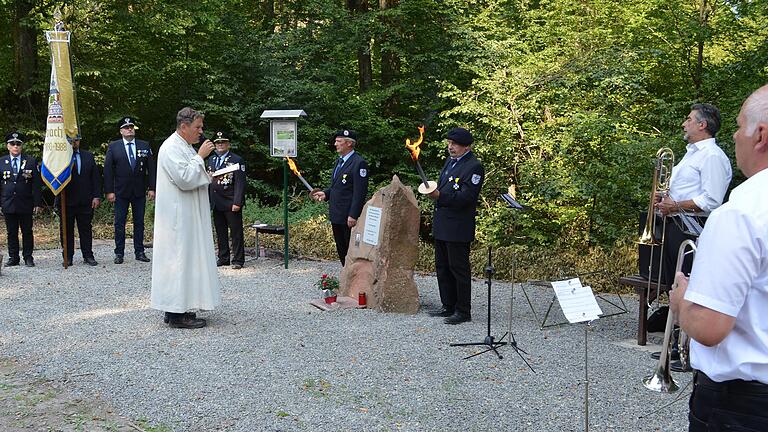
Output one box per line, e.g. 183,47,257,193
231,264,243,270
135,253,150,262
114,255,124,264
24,258,35,267
164,312,196,323
84,257,98,266
168,316,207,329
428,308,455,318
217,260,230,267
670,360,691,373
5,258,20,267
444,312,471,325
650,350,680,361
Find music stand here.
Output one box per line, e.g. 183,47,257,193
449,194,534,372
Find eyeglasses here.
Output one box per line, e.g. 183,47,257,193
7,142,21,146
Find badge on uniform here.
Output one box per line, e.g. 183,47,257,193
241,164,246,172
342,173,348,184
359,168,367,177
471,174,481,185
453,177,460,190
448,176,454,182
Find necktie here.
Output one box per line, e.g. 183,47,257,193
12,158,18,176
333,157,344,179
442,158,457,181
217,154,225,170
127,142,136,169
74,151,81,175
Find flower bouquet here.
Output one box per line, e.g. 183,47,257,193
315,274,340,304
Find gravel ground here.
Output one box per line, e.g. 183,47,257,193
0,244,690,431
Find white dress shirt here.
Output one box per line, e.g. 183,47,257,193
685,168,768,384
668,138,732,215
123,139,136,160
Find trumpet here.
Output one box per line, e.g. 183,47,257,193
642,239,696,393
638,148,675,309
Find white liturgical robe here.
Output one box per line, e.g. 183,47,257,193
151,132,221,312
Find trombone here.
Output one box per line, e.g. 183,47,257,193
638,147,675,309
642,239,696,393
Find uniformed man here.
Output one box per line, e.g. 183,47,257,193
310,129,369,266
55,136,102,266
1,132,42,267
103,117,156,264
427,127,484,325
207,131,246,269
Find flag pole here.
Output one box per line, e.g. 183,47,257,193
61,190,68,268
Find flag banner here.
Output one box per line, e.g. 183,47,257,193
42,27,78,195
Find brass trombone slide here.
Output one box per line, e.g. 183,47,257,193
642,239,696,393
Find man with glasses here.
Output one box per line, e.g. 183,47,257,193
104,117,156,264
1,132,42,267
207,131,246,270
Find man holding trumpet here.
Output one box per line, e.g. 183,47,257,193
670,85,768,430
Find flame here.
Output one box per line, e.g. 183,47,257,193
405,126,425,161
285,156,301,177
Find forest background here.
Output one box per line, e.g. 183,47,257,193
1,0,767,285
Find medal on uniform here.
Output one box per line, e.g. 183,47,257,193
342,173,347,184
453,177,460,190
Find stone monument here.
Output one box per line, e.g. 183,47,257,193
339,175,420,313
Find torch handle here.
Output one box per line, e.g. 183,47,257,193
298,175,314,192
414,161,430,187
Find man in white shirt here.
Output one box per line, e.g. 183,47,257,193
654,103,732,285
671,85,768,431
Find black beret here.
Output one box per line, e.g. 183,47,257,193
446,127,473,146
333,129,357,141
213,131,231,143
117,116,137,129
5,131,25,144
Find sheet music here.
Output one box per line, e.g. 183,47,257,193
212,163,240,177
551,278,603,323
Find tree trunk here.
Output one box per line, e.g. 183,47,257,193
379,0,400,114
13,0,39,114
347,0,372,92
694,0,712,98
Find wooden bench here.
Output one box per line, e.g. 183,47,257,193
619,274,670,346
251,224,285,259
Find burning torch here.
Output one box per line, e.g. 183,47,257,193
405,126,437,194
285,157,317,193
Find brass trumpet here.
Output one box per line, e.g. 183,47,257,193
638,148,675,309
642,239,696,393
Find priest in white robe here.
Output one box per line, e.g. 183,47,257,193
150,107,219,328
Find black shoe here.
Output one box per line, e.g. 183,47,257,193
114,255,124,264
135,253,150,262
670,360,691,373
217,260,230,267
164,312,197,324
84,257,98,266
168,316,207,329
231,264,243,270
650,350,680,361
444,312,471,325
5,258,20,267
428,307,455,318
24,258,35,267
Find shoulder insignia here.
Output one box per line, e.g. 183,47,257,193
471,174,482,185
241,164,246,172
359,168,367,177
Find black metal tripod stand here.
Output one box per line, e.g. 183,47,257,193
450,247,534,371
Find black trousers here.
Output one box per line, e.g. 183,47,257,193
689,371,768,431
59,205,94,259
331,223,351,266
639,212,702,285
213,209,244,265
434,239,472,316
4,212,34,260
114,196,146,256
